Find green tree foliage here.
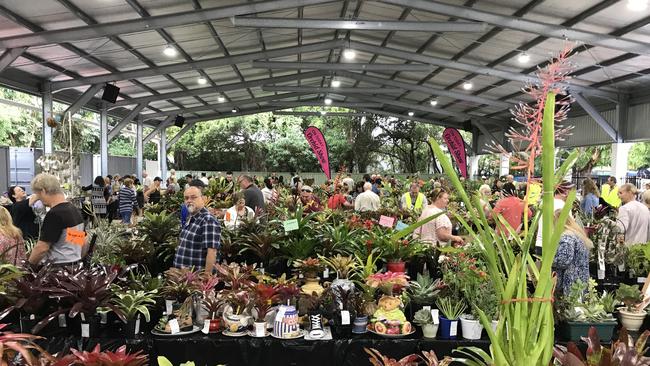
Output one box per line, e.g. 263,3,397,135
628,142,650,170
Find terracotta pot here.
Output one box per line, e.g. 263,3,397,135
387,261,406,273
208,318,221,333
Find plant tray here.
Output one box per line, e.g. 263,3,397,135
557,321,617,342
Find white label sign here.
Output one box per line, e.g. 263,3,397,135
169,319,180,334
58,314,67,327
81,323,90,338
449,320,458,336
202,319,210,334
340,310,351,325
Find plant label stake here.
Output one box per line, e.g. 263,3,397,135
202,319,210,334
283,219,299,232
431,309,439,325
81,323,90,338
341,310,351,325
169,318,180,335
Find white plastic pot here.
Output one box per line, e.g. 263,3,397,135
460,315,483,340
254,321,267,337
619,309,646,331
421,323,438,338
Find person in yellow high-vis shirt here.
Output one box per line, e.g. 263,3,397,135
601,176,621,208
400,182,428,211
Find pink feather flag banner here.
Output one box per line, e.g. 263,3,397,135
304,126,331,180
442,128,468,178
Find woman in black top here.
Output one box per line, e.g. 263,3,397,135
8,186,39,240
82,176,109,218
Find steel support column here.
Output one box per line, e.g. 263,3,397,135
42,82,53,154
160,130,167,185
136,117,143,182
616,94,629,143
100,105,108,176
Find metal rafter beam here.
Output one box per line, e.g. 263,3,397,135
252,61,434,71
109,71,326,108
573,93,618,142
141,92,309,119
337,70,512,108
358,107,466,129
61,84,104,118
270,101,384,108
471,120,501,147
0,47,26,72
143,115,174,145
347,40,618,100
273,111,369,117
108,104,147,141
0,0,337,49
379,0,650,56
232,17,488,32
262,85,404,94
51,40,344,90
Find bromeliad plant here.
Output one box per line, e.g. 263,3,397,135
111,290,158,323
429,46,579,366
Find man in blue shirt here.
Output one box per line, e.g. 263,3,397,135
174,184,220,273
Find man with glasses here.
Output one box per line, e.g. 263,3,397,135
173,184,220,273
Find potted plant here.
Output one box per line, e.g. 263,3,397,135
626,243,650,279
320,254,358,286
435,296,466,339
413,308,438,338
161,267,202,313
252,283,277,337
0,264,52,333
615,283,647,331
293,257,325,296
556,279,617,341
201,292,224,333
553,326,650,365
111,290,158,338
321,285,357,337
298,291,325,338
406,272,442,318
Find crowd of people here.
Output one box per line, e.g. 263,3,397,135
1,170,650,299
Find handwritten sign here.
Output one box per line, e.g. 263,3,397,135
304,126,331,180
283,219,299,232
395,221,408,231
442,128,468,178
66,228,86,247
379,215,395,228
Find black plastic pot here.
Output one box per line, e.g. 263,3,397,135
122,316,143,338
556,320,617,342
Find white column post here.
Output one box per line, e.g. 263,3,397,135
611,142,632,184
100,105,108,176
136,117,143,181
499,154,510,176
160,130,167,185
468,155,480,179
42,82,53,154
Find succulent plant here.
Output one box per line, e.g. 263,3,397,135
413,308,434,326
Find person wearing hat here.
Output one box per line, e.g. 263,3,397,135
299,185,323,213
535,180,574,254
399,182,428,212
145,177,163,205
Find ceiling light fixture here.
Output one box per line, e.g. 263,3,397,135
627,0,648,11
197,76,207,85
408,111,414,117
517,52,530,64
217,96,225,103
324,98,333,105
163,45,177,57
331,79,341,88
343,49,356,60
231,108,238,113
430,99,438,106
320,111,327,115
462,82,473,90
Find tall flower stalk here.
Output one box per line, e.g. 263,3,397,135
428,48,579,366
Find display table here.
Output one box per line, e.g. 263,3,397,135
39,330,491,366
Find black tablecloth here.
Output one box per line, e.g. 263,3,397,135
39,330,490,366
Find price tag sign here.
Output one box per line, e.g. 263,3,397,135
134,315,140,335
395,221,409,231
340,310,351,325
169,319,180,335
449,320,458,336
638,277,646,284
65,228,86,247
283,219,299,232
58,314,67,328
202,319,210,334
423,306,431,311
597,270,605,280
323,268,329,279
81,323,90,338
431,309,439,325
165,299,173,315
379,215,395,228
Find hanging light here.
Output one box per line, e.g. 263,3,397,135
343,49,356,60
217,96,225,103
163,45,177,57
430,99,438,106
320,111,327,115
331,79,341,88
517,52,530,64
231,108,238,113
408,111,414,117
324,98,333,105
197,76,207,85
627,0,648,11
462,81,473,90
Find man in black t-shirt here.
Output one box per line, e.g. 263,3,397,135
28,174,85,266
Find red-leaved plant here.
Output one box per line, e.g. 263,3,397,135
365,347,452,366
553,326,650,366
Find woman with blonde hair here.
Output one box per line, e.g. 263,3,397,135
0,206,25,265
552,209,593,296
